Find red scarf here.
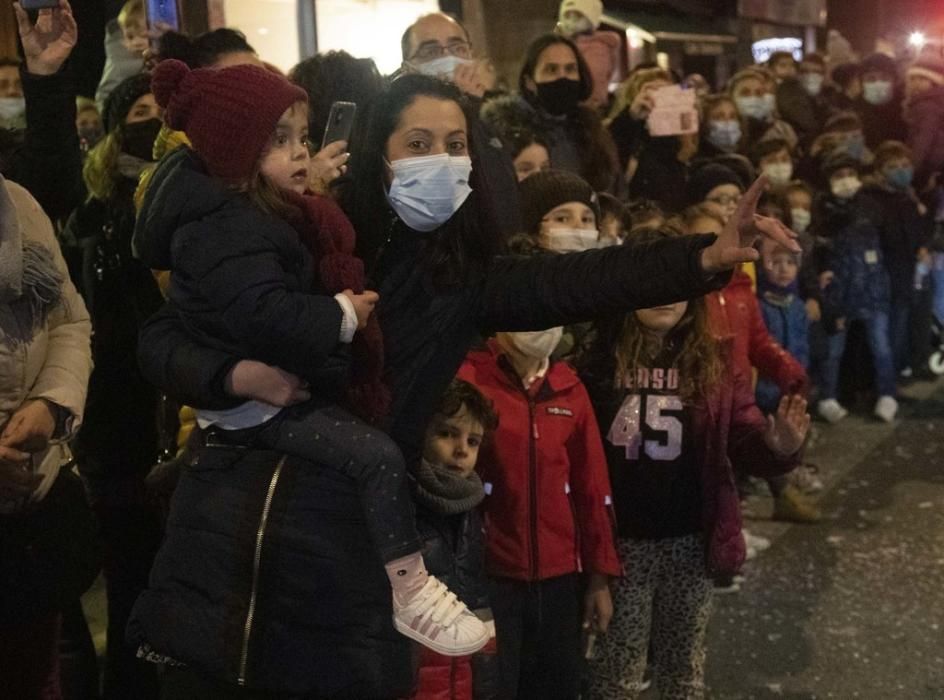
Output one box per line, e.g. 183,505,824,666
287,191,390,424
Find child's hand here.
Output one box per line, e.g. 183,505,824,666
342,289,379,330
701,175,801,274
582,573,613,634
225,360,311,407
764,395,811,456
805,298,821,322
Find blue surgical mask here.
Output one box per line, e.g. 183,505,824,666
707,120,742,151
842,133,866,162
386,153,473,232
800,73,824,97
886,166,914,191
411,55,474,81
735,95,772,120
862,80,893,106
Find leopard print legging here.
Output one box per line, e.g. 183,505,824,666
588,534,713,699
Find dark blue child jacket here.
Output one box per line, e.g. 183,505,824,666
756,278,810,413
817,191,891,321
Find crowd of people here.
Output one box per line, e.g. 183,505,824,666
1,0,943,698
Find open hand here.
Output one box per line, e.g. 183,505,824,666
764,394,811,456
14,0,78,77
700,175,801,274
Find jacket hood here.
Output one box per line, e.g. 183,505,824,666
464,340,582,394
132,147,239,270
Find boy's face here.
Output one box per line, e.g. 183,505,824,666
121,20,149,56
423,407,485,478
764,246,799,287
772,56,797,80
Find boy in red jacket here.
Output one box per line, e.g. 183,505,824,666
458,327,621,700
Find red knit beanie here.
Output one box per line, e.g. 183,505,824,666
151,59,308,181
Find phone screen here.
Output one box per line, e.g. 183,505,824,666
321,102,357,151
147,0,180,31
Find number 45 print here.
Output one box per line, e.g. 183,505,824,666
607,394,683,461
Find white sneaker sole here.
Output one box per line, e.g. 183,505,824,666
393,616,489,657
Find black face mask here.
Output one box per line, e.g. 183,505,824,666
534,77,582,116
121,118,162,161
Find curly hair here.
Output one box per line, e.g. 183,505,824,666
612,229,723,402
434,379,499,433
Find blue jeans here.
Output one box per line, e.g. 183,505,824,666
889,301,911,372
932,252,944,323
818,312,897,400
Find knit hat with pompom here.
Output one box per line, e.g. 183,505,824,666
151,59,307,181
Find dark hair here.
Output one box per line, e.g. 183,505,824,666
290,51,386,146
517,34,617,191
597,192,632,232
433,379,499,433
767,51,795,67
873,140,913,169
518,34,592,103
400,13,471,62
750,137,791,165
801,52,826,68
824,110,862,133
500,126,549,161
343,73,503,287
157,28,256,68
830,62,861,89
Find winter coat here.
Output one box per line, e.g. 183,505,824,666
0,67,84,222
62,178,163,498
866,182,931,301
94,19,144,115
816,191,892,320
776,77,822,145
855,96,907,150
705,268,808,397
580,337,799,577
132,148,349,394
131,213,730,692
755,279,810,413
458,342,621,582
0,177,92,511
906,84,944,188
608,111,688,212
574,30,621,110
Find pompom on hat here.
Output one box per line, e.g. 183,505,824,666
151,59,308,181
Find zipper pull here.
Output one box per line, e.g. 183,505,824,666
533,419,540,440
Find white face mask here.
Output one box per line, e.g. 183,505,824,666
800,73,824,97
762,162,793,186
411,55,474,81
0,96,26,122
790,208,811,234
735,95,772,120
831,175,862,200
386,154,473,232
507,327,564,360
541,227,599,253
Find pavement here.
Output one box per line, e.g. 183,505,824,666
702,378,944,700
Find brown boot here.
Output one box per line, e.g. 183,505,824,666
772,484,821,523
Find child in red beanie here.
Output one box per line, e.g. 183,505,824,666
133,59,489,657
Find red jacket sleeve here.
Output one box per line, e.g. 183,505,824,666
565,381,622,578
727,362,800,478
746,290,809,396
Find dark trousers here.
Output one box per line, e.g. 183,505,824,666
489,573,582,700
160,667,300,700
231,400,421,563
95,501,162,700
0,611,62,699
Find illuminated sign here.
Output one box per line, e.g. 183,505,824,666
751,37,803,63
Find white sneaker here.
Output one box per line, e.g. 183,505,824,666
744,530,771,553
874,395,898,423
817,399,848,424
393,576,489,657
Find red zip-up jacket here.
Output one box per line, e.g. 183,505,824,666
458,343,622,582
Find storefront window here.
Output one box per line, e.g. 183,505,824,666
223,0,301,71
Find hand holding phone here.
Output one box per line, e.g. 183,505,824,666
13,0,78,77
321,101,357,151
146,0,180,33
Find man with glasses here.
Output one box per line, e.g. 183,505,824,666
399,12,522,236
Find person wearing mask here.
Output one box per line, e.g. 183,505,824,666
129,73,801,697
0,58,26,131
865,141,933,377
821,111,872,165
76,97,104,152
855,53,907,149
751,138,795,193
814,153,898,424
458,320,620,700
555,0,621,111
904,54,944,191
823,62,861,113
0,174,96,700
3,1,84,224
698,94,744,159
728,68,798,153
483,34,618,193
401,12,522,236
61,73,165,700
769,51,821,145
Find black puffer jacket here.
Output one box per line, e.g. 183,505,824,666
416,504,488,612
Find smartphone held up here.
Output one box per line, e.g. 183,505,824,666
20,0,62,9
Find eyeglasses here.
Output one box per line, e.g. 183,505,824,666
707,194,740,206
411,40,472,62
